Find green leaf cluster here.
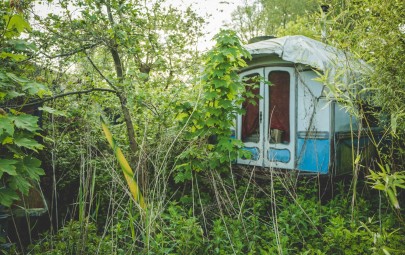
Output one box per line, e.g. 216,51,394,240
368,163,405,209
0,4,47,207
175,30,253,181
228,0,318,43
0,114,45,207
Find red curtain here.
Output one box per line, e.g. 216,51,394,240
242,75,260,142
269,71,290,143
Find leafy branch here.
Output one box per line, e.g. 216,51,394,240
1,87,117,109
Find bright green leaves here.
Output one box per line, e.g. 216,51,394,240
0,115,15,136
0,9,46,208
18,157,44,182
0,39,36,61
0,114,42,150
0,156,44,207
0,188,20,207
213,31,243,47
14,136,44,151
175,30,252,182
1,13,34,62
0,112,45,207
0,70,51,102
3,14,31,38
11,114,40,132
1,71,51,99
367,164,405,209
0,159,18,179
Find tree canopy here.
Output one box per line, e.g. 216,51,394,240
0,0,404,254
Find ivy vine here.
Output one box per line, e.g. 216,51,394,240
175,30,253,182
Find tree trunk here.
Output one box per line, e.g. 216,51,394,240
105,1,147,195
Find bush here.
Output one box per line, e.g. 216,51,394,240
28,221,113,255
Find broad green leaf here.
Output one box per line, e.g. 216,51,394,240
5,14,31,34
14,136,44,151
0,116,14,136
0,159,18,179
39,106,67,116
11,114,39,132
19,157,44,181
175,112,188,121
5,90,24,99
372,183,386,191
395,183,405,189
6,72,29,83
0,91,6,100
23,82,50,98
9,174,31,195
387,188,400,209
9,39,37,51
0,188,19,207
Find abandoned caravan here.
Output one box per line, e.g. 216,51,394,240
234,35,376,175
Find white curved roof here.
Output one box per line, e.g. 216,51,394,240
245,35,369,80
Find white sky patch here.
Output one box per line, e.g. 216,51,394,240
171,0,248,50
32,0,248,51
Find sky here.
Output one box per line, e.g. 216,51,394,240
171,0,249,50
33,0,249,51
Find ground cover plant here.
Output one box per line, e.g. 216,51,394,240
0,0,404,254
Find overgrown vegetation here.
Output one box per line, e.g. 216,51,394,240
0,0,403,254
0,1,47,207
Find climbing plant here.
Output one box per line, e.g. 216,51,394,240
175,30,253,182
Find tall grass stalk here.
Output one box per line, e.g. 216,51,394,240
101,118,146,210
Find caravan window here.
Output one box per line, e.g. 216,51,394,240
241,73,260,143
268,71,290,144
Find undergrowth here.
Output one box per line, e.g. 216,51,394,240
17,174,405,255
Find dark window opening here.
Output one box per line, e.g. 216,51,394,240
268,71,290,144
241,73,260,143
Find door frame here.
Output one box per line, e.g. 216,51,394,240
263,67,296,169
236,68,265,166
237,66,297,169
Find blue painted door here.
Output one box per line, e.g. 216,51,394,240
263,67,296,169
237,67,296,169
237,69,264,166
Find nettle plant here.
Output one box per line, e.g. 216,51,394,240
175,30,254,182
0,6,49,206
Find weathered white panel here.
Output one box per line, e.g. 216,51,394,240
297,71,330,133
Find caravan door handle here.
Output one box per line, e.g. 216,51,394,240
259,111,263,123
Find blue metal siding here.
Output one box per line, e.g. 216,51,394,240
296,135,330,174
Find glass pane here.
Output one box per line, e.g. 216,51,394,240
242,73,260,143
268,71,290,144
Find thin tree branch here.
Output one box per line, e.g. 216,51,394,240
2,88,117,108
85,53,120,91
41,43,101,59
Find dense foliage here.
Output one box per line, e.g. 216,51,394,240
0,0,403,254
228,0,318,42
175,30,252,182
0,2,47,207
